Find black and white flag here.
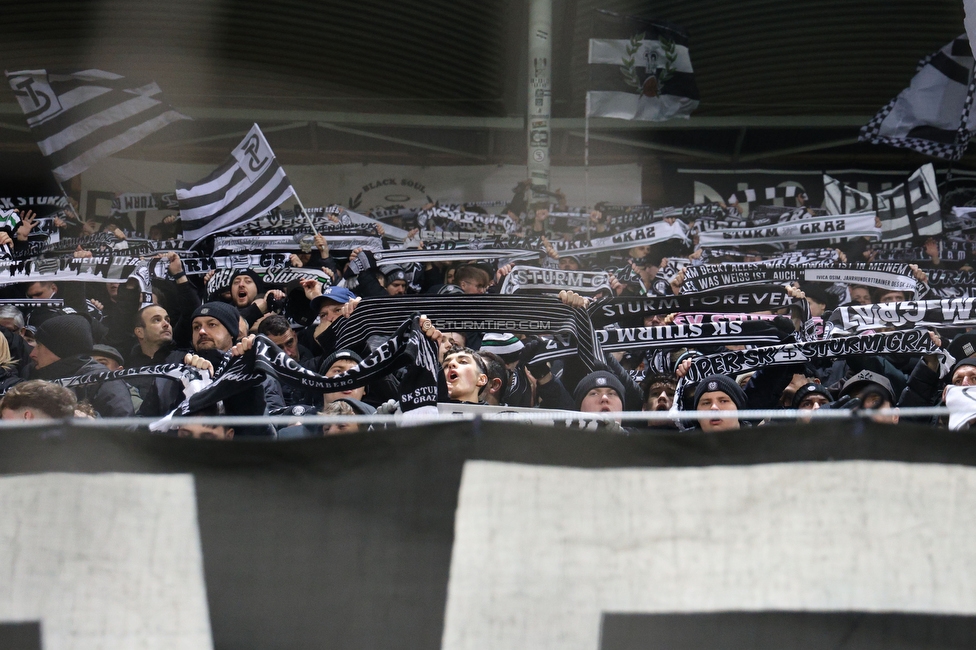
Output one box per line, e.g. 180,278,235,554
177,124,294,240
823,164,942,241
586,9,699,121
6,69,190,182
859,36,976,160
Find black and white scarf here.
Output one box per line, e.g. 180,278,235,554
499,265,612,296
942,236,976,262
150,317,439,426
602,208,657,232
204,265,333,296
374,248,539,266
680,262,926,298
226,206,409,240
213,235,384,254
697,212,880,248
699,248,842,265
110,192,179,212
533,320,786,363
51,363,195,390
589,285,797,328
40,232,122,256
418,206,519,234
683,329,946,384
0,255,156,307
320,295,605,371
828,298,976,333
0,298,64,309
926,270,976,299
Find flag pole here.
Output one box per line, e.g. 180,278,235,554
584,99,591,243
54,180,84,227
291,190,319,237
584,111,590,209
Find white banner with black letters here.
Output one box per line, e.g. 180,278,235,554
680,262,925,298
697,212,880,248
500,265,612,296
829,298,976,333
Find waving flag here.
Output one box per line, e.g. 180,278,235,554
586,9,699,121
5,69,189,181
177,124,295,240
859,37,976,160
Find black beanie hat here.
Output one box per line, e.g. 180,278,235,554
693,374,748,410
231,268,264,294
35,314,93,359
573,370,626,410
791,382,831,409
801,283,837,311
949,333,976,365
191,302,240,341
320,349,363,375
951,356,976,380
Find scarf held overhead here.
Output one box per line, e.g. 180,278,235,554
680,262,925,298
685,329,944,384
696,212,880,248
828,298,976,333
590,285,797,328
320,295,605,371
151,317,439,426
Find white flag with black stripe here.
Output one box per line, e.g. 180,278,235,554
5,69,190,182
177,124,295,241
858,36,976,160
586,9,699,121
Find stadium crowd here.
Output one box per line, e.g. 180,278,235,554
1,177,975,439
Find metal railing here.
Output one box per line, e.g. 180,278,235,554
0,406,957,432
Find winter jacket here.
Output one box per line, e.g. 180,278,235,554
28,355,134,417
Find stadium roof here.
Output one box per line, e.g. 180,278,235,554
0,0,970,169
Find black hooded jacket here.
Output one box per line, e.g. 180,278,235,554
28,355,134,417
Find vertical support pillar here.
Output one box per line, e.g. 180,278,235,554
527,0,552,205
